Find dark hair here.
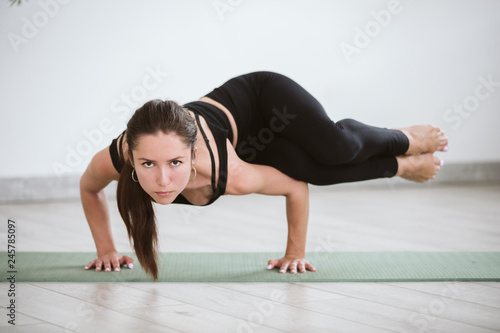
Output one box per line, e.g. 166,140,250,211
116,99,197,280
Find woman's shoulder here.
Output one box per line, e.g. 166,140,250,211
80,145,120,193
109,131,128,173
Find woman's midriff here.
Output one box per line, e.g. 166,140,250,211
199,96,238,148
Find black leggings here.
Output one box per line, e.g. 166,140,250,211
205,71,409,185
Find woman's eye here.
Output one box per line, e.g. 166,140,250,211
142,162,154,168
171,160,182,167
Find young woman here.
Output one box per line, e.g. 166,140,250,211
81,71,448,280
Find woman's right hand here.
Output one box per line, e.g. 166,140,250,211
84,251,134,272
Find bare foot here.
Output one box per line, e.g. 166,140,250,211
396,153,443,183
395,124,448,155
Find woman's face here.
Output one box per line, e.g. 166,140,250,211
131,131,193,205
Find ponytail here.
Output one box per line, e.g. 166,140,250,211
117,162,159,280
115,99,197,281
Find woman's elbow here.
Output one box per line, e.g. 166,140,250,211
286,181,309,200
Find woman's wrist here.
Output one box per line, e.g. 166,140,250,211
285,244,306,258
96,245,117,257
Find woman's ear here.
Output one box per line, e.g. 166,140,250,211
192,146,198,164
128,152,134,168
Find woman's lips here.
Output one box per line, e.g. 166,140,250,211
156,191,173,197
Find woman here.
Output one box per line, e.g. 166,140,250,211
81,71,448,280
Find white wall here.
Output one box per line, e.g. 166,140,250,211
1,0,499,178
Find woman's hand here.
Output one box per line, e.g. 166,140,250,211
267,256,316,274
84,251,134,272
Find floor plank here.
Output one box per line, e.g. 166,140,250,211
386,281,500,308
117,303,285,333
292,297,497,333
298,282,500,332
125,282,390,333
11,283,178,332
31,282,183,310
0,323,69,333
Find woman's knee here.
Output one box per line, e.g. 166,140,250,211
311,136,363,165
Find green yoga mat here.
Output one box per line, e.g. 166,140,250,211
3,252,500,282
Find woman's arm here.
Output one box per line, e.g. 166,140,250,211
80,146,133,272
227,158,316,274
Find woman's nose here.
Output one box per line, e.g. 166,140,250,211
156,167,170,186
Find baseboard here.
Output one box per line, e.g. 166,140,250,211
1,162,499,203
323,161,500,190
0,176,117,204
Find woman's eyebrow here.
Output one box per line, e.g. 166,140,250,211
136,156,186,162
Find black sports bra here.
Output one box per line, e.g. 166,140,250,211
109,101,233,206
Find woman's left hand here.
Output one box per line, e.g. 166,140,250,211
267,256,317,274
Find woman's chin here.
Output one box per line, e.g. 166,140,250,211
155,200,173,206
151,192,177,205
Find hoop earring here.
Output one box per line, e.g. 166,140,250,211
190,166,197,181
131,169,139,183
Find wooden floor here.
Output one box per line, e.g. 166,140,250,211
0,181,499,332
